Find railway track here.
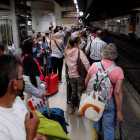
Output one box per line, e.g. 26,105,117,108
113,37,140,94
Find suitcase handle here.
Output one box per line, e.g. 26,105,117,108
44,53,51,77
45,95,52,118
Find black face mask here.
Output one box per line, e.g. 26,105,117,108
46,33,49,35
17,79,25,95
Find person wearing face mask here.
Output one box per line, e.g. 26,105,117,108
86,28,95,44
78,31,87,52
43,29,51,48
7,41,15,54
0,54,48,140
54,26,59,34
34,34,49,67
49,27,53,38
65,36,90,115
22,40,41,110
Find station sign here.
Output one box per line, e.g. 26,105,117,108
61,11,84,18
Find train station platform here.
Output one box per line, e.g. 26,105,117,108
48,63,140,140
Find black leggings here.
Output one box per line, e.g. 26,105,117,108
51,57,63,81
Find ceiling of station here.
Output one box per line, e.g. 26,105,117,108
0,0,140,22
84,0,140,22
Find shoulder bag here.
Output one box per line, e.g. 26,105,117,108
54,40,64,59
77,50,87,77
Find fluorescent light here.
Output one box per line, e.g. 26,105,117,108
85,13,90,19
73,0,77,4
76,5,78,9
77,9,79,12
2,16,8,18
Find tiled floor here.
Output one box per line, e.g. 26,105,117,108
48,64,92,140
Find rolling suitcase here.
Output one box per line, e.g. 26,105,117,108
45,74,59,94
44,54,59,95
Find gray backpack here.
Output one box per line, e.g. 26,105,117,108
86,62,118,109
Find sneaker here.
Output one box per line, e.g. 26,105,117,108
68,108,75,115
59,81,62,85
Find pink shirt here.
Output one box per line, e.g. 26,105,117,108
66,48,90,78
88,59,124,98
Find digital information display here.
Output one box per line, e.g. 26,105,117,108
61,11,84,18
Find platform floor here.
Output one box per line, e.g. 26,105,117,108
48,64,92,140
48,64,140,140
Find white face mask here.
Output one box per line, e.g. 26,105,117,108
38,41,42,45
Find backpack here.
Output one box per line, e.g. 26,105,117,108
41,107,69,134
86,62,118,109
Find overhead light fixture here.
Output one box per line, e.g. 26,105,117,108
76,5,78,9
85,13,90,19
79,12,83,16
2,15,9,18
73,0,77,4
77,9,79,12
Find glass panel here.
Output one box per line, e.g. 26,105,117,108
0,15,13,46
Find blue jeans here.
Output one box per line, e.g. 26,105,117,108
93,99,117,140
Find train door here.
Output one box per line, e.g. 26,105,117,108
0,19,13,45
128,13,137,40
135,13,140,42
0,16,12,46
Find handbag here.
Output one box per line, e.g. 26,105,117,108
78,90,105,121
28,81,47,111
77,50,87,77
54,40,64,59
21,54,44,81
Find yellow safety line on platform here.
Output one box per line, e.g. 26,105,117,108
90,121,97,140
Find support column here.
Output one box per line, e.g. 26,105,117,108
23,0,28,36
31,0,56,36
10,0,19,49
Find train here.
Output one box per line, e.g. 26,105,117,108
90,12,140,43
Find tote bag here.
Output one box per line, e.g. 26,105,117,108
78,90,105,121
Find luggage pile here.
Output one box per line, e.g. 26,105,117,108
28,56,69,135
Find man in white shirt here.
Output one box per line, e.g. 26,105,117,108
0,54,47,140
71,27,79,37
85,30,107,64
86,28,95,44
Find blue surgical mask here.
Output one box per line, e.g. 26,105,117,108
86,33,89,36
32,48,36,53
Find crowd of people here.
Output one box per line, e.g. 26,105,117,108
0,24,124,140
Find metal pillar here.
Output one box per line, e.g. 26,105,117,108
23,0,28,36
10,0,19,49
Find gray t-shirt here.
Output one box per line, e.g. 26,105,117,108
52,42,65,58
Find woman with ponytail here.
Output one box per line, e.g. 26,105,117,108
65,36,90,116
